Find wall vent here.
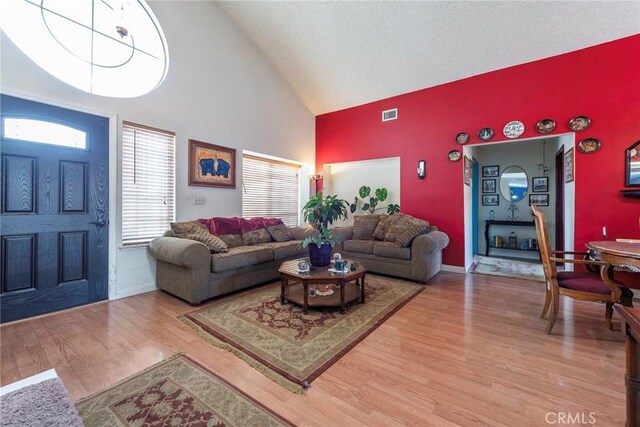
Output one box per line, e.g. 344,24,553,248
382,108,398,122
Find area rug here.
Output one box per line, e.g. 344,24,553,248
181,275,424,393
471,256,545,282
75,354,294,426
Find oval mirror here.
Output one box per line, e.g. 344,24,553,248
499,166,528,202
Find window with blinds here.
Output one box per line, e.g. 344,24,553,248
122,121,175,246
242,154,300,226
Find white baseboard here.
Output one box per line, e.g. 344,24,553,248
441,264,466,274
112,282,158,300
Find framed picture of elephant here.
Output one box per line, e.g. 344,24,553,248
188,139,236,188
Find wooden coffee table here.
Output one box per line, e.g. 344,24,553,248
278,259,367,314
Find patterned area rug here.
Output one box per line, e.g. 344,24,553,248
75,355,293,426
471,256,545,282
181,275,424,393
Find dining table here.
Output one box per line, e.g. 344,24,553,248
587,240,640,427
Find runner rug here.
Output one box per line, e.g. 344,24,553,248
181,275,424,393
471,256,545,282
75,354,293,426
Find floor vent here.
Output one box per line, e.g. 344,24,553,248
382,108,398,122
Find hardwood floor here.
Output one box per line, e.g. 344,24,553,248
0,272,627,426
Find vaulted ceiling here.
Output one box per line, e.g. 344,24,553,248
218,1,640,115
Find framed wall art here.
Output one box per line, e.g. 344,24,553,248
482,194,499,206
464,155,472,187
188,139,236,188
482,179,496,193
564,148,574,183
532,176,549,192
529,194,549,206
482,165,499,177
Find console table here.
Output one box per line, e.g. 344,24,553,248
484,220,538,258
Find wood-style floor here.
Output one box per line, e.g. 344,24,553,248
0,271,628,426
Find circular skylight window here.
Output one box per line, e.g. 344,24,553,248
1,0,169,98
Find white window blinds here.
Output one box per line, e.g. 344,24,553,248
242,154,300,226
122,121,175,245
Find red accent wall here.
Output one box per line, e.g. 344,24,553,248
316,35,640,267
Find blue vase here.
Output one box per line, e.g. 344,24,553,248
308,243,332,266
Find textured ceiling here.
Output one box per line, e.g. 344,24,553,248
218,1,640,115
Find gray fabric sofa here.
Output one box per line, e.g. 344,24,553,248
148,227,309,305
332,225,449,283
148,220,449,305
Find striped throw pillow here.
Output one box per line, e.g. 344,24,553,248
185,227,228,253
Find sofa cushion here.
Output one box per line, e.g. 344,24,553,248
373,241,411,260
255,241,306,260
383,214,430,245
343,239,375,254
240,218,272,245
211,246,274,273
353,215,381,240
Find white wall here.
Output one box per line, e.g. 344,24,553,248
322,157,401,226
0,1,315,299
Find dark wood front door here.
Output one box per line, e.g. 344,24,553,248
1,95,109,323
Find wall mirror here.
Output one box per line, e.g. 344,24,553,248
626,140,640,187
499,166,528,202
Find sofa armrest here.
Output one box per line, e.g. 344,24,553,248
330,226,353,255
147,236,210,268
410,230,450,282
412,231,449,255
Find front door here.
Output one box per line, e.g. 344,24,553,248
1,95,109,323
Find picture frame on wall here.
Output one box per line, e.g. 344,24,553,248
532,176,549,192
529,193,549,206
564,148,575,183
482,165,499,177
482,194,499,206
482,179,496,193
188,139,237,188
464,155,472,187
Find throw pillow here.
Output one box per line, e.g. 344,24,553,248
352,215,381,240
219,234,243,248
373,215,393,240
267,223,294,242
202,217,244,248
396,223,430,247
239,218,272,245
170,221,206,237
185,227,228,253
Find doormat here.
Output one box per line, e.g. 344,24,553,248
181,275,424,393
75,354,294,426
471,256,545,282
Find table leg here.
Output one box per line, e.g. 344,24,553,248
303,281,308,315
360,275,366,304
280,277,286,304
340,282,346,314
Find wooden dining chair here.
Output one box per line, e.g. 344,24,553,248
531,205,633,334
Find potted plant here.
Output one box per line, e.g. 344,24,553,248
349,186,400,215
300,192,349,266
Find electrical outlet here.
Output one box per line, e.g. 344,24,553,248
192,196,205,205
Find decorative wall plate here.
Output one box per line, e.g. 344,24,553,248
455,132,469,145
478,128,494,141
577,138,601,154
448,150,461,162
568,115,591,131
535,119,556,134
503,121,525,139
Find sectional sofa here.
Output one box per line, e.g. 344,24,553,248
148,215,449,305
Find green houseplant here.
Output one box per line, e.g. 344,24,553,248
300,192,349,266
350,186,400,215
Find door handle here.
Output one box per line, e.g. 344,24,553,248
90,219,107,228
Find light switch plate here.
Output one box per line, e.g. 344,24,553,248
192,196,205,205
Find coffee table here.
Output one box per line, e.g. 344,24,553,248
278,259,367,314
